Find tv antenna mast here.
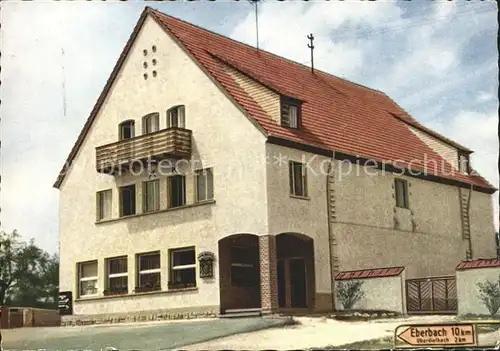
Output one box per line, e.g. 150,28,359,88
307,33,315,73
248,0,261,50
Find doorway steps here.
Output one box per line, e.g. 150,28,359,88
220,308,262,318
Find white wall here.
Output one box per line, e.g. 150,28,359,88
457,267,500,316
334,275,405,313
58,14,268,315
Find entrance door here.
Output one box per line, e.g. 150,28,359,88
290,259,307,308
277,260,286,308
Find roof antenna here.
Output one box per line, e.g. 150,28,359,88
248,0,261,50
307,33,315,73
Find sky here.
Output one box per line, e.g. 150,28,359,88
1,0,498,254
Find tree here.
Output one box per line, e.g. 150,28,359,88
477,275,500,316
0,230,59,308
336,280,365,310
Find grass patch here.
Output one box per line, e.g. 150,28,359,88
318,336,394,350
477,324,500,334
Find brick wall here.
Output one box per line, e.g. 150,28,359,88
259,235,278,314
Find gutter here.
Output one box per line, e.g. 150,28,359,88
466,183,473,260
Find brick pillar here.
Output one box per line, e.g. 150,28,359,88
259,235,278,314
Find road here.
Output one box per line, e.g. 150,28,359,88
2,317,292,351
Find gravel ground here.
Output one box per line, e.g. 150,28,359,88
182,315,461,350
1,317,291,351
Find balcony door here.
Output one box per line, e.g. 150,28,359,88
118,120,135,165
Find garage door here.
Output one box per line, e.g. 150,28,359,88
406,276,457,314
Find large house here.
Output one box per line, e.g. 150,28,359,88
54,7,497,320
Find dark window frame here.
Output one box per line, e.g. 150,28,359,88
395,178,409,209
167,105,186,129
142,179,160,213
280,96,302,129
168,246,197,289
119,120,135,140
105,256,128,295
119,184,136,217
168,175,186,208
142,113,160,135
195,168,214,202
135,251,161,292
230,246,259,287
289,161,308,197
458,152,470,174
96,189,112,221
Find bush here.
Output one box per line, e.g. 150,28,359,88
336,280,365,310
476,276,500,316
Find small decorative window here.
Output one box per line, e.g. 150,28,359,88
167,105,186,128
119,120,135,140
143,73,148,80
281,97,301,129
152,70,157,78
143,49,148,56
395,178,409,209
152,59,157,66
143,62,148,69
152,45,157,52
198,251,215,278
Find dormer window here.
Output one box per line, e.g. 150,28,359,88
281,97,301,129
143,113,159,135
458,153,470,174
119,120,135,140
167,105,186,128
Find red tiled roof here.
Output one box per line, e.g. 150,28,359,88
52,7,497,193
456,259,500,270
335,266,405,280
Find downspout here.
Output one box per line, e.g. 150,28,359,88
326,152,337,312
466,183,473,260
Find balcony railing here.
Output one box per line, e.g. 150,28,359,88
96,127,192,174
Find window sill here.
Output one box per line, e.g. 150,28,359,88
75,287,198,302
95,200,215,225
395,205,410,210
289,194,310,201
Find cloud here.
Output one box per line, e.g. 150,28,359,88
477,91,495,103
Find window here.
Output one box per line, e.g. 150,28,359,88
136,252,161,291
169,247,196,289
231,246,258,287
167,105,185,128
119,120,135,140
143,113,159,134
96,189,112,221
168,175,186,208
281,98,300,129
196,168,214,202
458,153,469,174
142,180,160,213
289,161,308,197
78,261,98,297
106,256,128,294
120,184,136,217
395,178,409,209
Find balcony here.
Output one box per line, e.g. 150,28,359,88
96,127,192,174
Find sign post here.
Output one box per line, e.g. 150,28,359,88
58,291,73,316
395,323,477,348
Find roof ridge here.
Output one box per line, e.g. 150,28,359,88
149,7,387,97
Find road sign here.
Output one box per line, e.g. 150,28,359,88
395,323,477,348
58,291,73,316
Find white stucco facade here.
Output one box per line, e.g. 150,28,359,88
58,16,267,315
